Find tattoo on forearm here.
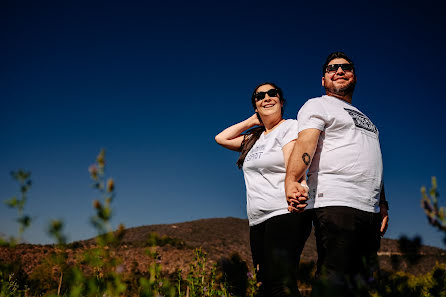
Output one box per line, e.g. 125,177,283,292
302,153,311,165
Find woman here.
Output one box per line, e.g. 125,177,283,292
215,82,312,297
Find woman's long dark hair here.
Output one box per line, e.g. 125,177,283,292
236,82,286,169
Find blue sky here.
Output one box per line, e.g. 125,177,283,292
1,0,446,248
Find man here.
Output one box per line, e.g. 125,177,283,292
285,52,389,297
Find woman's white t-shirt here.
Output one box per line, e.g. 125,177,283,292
242,119,308,226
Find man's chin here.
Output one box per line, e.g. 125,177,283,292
327,88,348,97
327,84,355,97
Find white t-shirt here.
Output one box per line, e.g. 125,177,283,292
243,119,306,226
297,95,383,213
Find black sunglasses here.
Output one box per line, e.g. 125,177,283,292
326,63,354,73
254,89,279,101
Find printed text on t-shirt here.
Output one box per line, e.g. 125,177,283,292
245,145,265,162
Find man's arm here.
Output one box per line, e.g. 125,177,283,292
285,128,321,212
379,182,389,236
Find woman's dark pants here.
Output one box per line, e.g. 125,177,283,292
250,211,313,297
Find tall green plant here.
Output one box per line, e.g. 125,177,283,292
3,170,32,245
1,170,32,296
421,177,445,245
89,149,121,241
181,248,231,297
82,149,127,296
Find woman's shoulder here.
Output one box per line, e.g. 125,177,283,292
274,119,298,145
276,119,298,135
281,119,298,129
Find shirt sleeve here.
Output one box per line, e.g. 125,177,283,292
279,120,298,147
297,98,327,133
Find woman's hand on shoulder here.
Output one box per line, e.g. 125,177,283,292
249,113,262,126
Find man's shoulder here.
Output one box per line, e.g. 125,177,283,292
299,95,326,112
304,95,326,104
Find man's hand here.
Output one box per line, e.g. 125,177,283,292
379,205,389,236
285,179,308,212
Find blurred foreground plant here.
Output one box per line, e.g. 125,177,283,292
0,150,263,297
0,170,32,296
2,170,32,245
89,149,124,242
371,262,446,297
179,248,231,297
421,177,445,245
80,149,127,296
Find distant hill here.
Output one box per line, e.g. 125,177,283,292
1,217,444,276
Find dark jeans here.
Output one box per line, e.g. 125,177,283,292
311,206,381,297
250,211,313,297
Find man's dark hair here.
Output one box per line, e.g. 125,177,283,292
322,52,355,76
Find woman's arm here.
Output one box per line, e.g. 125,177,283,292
282,140,296,170
215,114,261,151
283,141,307,182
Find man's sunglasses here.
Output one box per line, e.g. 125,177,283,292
325,63,354,73
254,89,279,101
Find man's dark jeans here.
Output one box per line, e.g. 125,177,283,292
311,206,381,297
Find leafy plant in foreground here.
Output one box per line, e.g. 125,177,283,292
421,177,446,245
3,170,32,246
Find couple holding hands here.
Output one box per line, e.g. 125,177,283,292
215,52,389,297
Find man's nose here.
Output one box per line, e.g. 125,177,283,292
336,66,345,75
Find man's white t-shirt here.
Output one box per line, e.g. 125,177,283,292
243,119,308,226
297,95,383,213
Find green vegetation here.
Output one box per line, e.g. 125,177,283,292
421,176,446,245
2,170,32,246
146,232,186,249
0,150,259,297
371,263,446,297
1,154,445,296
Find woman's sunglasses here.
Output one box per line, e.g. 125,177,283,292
254,89,279,101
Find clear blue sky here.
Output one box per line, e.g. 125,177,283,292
1,0,445,248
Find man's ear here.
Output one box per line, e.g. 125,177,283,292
321,77,325,87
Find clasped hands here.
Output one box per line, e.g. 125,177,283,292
286,180,309,213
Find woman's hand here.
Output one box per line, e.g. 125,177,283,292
285,179,309,213
249,113,262,126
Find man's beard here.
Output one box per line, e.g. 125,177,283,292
326,80,356,97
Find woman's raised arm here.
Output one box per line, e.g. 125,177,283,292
215,113,261,151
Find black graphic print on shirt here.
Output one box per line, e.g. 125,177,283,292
344,108,378,134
